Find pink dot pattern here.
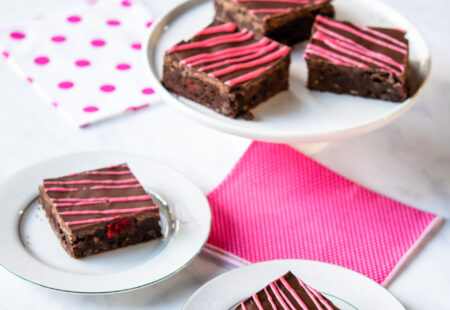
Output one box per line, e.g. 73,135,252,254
1,0,157,126
116,63,131,70
10,32,26,40
100,84,116,92
107,19,121,26
207,142,441,285
34,56,50,65
75,59,90,67
51,35,66,43
67,15,82,23
91,39,106,47
58,81,74,89
83,106,99,113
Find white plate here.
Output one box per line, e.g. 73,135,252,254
0,152,211,294
144,0,431,143
184,259,405,310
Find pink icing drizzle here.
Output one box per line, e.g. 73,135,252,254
264,287,278,309
199,41,279,72
311,26,405,73
182,37,271,66
53,195,152,207
238,0,325,2
306,44,369,68
294,277,324,310
209,45,290,78
83,170,132,175
239,302,247,310
90,184,142,190
306,285,334,310
252,294,265,310
59,206,158,216
44,178,138,185
316,15,407,54
225,66,271,86
167,30,253,54
250,8,293,13
274,281,302,310
269,283,290,310
45,187,78,192
195,22,237,36
66,216,120,226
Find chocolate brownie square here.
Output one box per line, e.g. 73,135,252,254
235,271,340,309
38,163,162,258
304,15,409,102
214,0,334,45
161,21,291,119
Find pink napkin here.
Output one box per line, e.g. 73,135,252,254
205,142,442,285
0,0,157,128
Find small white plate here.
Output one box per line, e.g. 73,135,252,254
184,259,405,310
0,152,211,294
144,0,431,144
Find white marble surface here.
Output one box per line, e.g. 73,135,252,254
0,0,449,309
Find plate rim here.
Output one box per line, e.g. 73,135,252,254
0,151,212,294
143,0,432,143
183,259,406,309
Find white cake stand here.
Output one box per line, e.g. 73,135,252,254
143,0,431,154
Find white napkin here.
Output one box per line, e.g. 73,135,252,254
0,0,158,128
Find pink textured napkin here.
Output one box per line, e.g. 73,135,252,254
0,0,157,128
204,142,442,285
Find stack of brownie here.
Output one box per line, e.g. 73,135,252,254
161,0,409,119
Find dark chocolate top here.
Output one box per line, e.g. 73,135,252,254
165,21,290,87
304,15,408,76
42,163,160,233
232,0,333,17
235,271,340,310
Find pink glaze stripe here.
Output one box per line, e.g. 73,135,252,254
354,24,408,48
306,44,369,68
250,8,293,13
44,178,138,185
90,184,142,190
312,32,402,74
274,281,300,310
240,302,247,310
181,38,270,65
66,216,119,226
280,276,309,310
45,187,79,192
83,171,133,175
252,294,265,310
264,287,278,309
316,15,407,54
195,22,237,37
312,29,405,73
306,285,334,310
225,66,271,86
209,45,290,78
269,283,290,310
295,277,323,309
59,206,158,216
183,38,271,66
52,195,151,202
167,30,253,54
199,41,279,72
238,0,327,3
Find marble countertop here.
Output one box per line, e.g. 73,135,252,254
0,0,449,309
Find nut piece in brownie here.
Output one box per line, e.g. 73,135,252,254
235,271,340,310
214,0,334,45
304,15,409,102
38,163,162,258
162,21,291,119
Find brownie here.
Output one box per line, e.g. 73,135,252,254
161,21,291,119
235,271,340,310
214,0,334,45
304,15,409,102
38,163,163,258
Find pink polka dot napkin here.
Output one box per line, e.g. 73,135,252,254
0,0,157,128
204,142,443,285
